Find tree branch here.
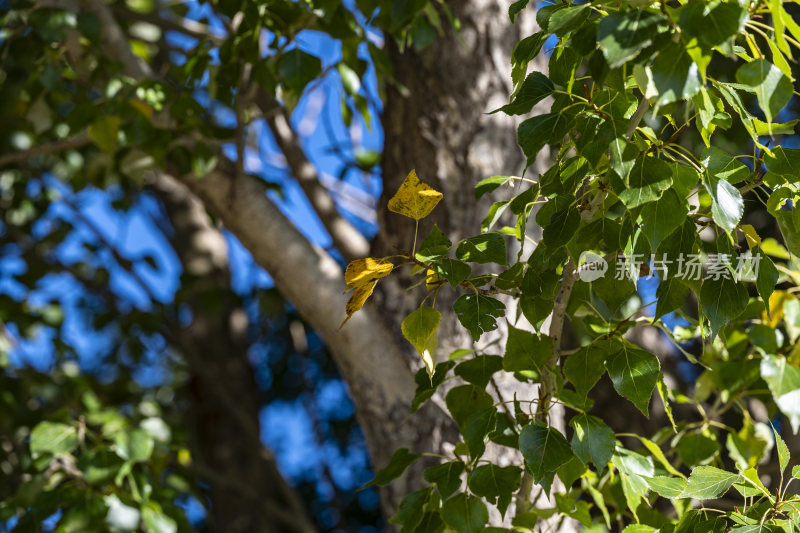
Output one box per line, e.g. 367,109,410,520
0,134,90,168
255,91,370,260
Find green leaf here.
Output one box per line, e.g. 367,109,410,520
519,423,576,488
114,429,154,463
764,147,800,176
647,41,703,107
417,225,452,262
597,11,668,68
676,432,721,465
277,49,322,94
761,355,800,433
441,494,489,533
772,425,790,477
401,306,441,379
644,476,686,498
701,146,750,183
370,448,423,486
141,505,177,533
569,414,615,469
735,59,793,124
793,465,800,479
453,294,505,341
497,73,554,116
563,339,614,397
503,325,552,374
541,207,580,249
639,189,687,251
655,278,689,320
89,115,121,153
474,176,513,201
618,156,672,208
547,4,590,36
433,258,472,289
679,0,747,50
622,526,658,533
680,466,741,500
30,421,78,458
456,233,507,265
445,385,494,429
605,342,660,416
699,277,748,337
517,111,573,164
468,464,522,517
424,461,465,499
454,355,503,389
390,488,431,531
704,174,743,234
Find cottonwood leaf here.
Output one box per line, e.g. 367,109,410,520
424,461,465,499
644,476,686,498
680,466,741,499
563,339,614,397
639,189,686,251
701,146,750,183
141,505,177,533
519,423,576,489
401,306,441,379
704,174,743,234
89,115,121,153
369,448,422,486
496,72,553,115
699,277,748,338
454,294,505,341
344,258,393,291
388,169,443,220
735,59,793,125
597,11,667,68
30,421,79,458
340,280,377,328
605,342,660,416
503,325,552,375
455,355,503,389
772,424,790,477
765,147,800,176
474,176,514,200
761,355,800,433
569,414,615,469
468,464,522,518
618,156,672,208
456,233,507,265
441,494,488,533
648,41,703,107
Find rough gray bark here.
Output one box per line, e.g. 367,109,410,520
151,175,318,533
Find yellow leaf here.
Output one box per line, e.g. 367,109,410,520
740,224,762,249
764,290,790,328
340,280,378,328
129,99,154,119
387,169,443,220
344,257,393,291
425,269,442,291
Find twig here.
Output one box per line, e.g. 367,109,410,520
516,189,605,514
0,133,90,167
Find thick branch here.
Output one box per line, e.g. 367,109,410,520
256,92,370,260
